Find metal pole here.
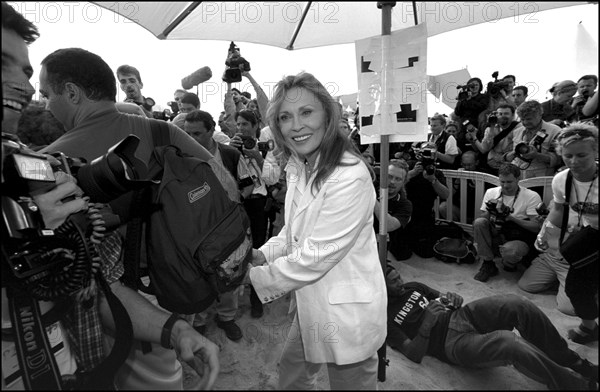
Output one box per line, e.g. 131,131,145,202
376,1,395,383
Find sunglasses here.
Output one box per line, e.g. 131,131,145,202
557,129,595,141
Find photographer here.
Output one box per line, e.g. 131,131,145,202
427,114,459,169
116,65,154,118
454,77,488,133
572,75,598,123
402,143,450,258
473,163,542,282
2,4,220,390
373,159,414,261
468,104,520,176
541,80,577,125
37,46,232,389
503,100,562,179
229,109,281,318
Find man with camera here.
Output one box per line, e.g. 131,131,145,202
454,77,489,135
229,109,280,318
116,64,154,118
2,3,221,390
401,142,450,258
541,80,578,125
385,264,598,390
473,163,542,282
38,47,236,389
427,114,459,169
503,100,562,179
374,159,413,261
572,75,598,123
468,104,520,176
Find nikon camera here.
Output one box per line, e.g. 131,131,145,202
1,133,150,300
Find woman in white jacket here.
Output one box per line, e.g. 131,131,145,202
249,72,387,390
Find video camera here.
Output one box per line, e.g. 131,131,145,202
456,84,471,101
486,71,511,99
487,111,498,125
485,198,512,227
152,109,172,121
2,133,152,300
415,143,438,175
222,41,251,84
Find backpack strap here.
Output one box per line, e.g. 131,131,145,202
149,119,171,147
218,144,239,181
123,119,172,291
559,170,573,244
122,119,171,354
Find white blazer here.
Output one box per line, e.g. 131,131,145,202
250,152,387,365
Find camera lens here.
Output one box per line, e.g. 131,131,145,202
242,137,256,150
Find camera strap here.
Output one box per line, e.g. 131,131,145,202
6,272,133,390
559,170,573,245
7,284,63,390
491,121,518,148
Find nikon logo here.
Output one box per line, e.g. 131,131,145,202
189,183,210,203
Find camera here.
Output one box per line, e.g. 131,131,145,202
485,199,512,226
486,71,510,99
141,97,155,113
535,202,550,217
514,131,547,162
238,135,275,158
152,109,172,121
487,111,498,125
2,133,151,300
456,84,469,101
239,134,257,150
435,295,457,310
258,139,275,156
416,143,437,175
514,142,531,159
222,41,251,84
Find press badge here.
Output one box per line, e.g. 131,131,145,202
2,321,65,389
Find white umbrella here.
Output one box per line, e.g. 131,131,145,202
93,2,587,50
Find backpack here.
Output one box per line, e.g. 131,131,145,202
433,237,477,264
122,120,252,314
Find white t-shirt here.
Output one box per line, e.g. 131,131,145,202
480,185,542,219
552,169,599,229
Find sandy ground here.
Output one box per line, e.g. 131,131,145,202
183,251,598,390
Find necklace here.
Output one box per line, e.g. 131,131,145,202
304,160,313,178
572,168,598,227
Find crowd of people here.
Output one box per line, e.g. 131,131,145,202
2,1,598,390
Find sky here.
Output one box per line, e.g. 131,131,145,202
9,2,599,121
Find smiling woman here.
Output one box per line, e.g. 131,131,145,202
248,71,387,390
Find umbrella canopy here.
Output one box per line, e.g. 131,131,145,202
93,1,586,50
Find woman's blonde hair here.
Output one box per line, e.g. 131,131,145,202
555,122,598,156
267,72,361,194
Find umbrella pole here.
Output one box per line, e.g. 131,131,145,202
376,1,395,383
